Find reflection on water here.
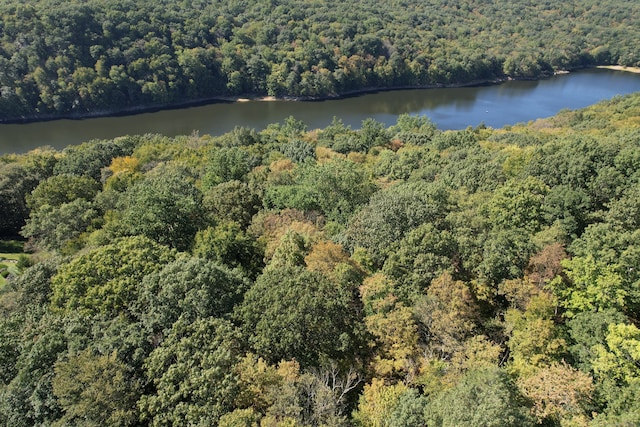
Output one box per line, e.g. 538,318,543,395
1,69,639,154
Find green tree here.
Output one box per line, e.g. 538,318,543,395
590,381,640,427
279,139,316,164
53,140,128,181
237,265,365,367
135,256,248,335
115,168,203,251
21,198,99,251
566,309,628,373
52,349,141,427
389,113,437,145
26,174,100,211
202,180,261,228
50,236,175,316
264,158,377,224
192,222,264,278
0,163,40,237
139,317,242,427
0,314,22,385
424,367,535,427
387,389,429,427
8,257,60,307
0,313,66,426
474,228,535,288
548,255,626,317
486,176,549,233
344,181,450,265
203,147,255,188
356,118,390,153
382,223,457,304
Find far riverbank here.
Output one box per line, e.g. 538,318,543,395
4,66,638,126
0,74,539,125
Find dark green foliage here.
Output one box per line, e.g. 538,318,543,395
279,139,316,163
383,224,457,304
0,163,40,237
202,180,261,228
390,114,438,144
9,257,60,307
475,229,535,286
486,177,548,233
135,257,249,335
373,146,441,181
388,389,429,427
237,265,365,368
356,118,390,153
438,146,507,192
542,185,592,238
53,140,127,181
605,182,640,231
115,167,202,250
21,170,101,251
223,127,261,147
567,309,628,373
432,129,478,151
524,136,622,210
264,158,377,224
343,181,451,265
192,222,264,278
591,381,640,427
203,147,257,189
21,198,99,251
0,313,67,426
424,367,535,427
0,315,21,385
139,317,242,427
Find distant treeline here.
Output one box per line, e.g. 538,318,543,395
0,0,638,120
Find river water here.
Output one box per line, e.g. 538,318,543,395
1,68,639,155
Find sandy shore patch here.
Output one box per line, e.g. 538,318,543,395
597,65,640,74
237,96,278,102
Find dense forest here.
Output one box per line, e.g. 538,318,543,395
1,93,640,426
0,0,639,121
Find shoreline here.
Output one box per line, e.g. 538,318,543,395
1,66,636,125
0,76,524,125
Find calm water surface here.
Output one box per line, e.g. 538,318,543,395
1,68,639,154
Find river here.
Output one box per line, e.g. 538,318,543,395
1,68,640,155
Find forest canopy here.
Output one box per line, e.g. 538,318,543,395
1,93,640,426
0,0,639,120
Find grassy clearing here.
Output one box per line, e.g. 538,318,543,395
0,240,28,288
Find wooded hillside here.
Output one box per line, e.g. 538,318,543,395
0,0,638,120
1,93,640,426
